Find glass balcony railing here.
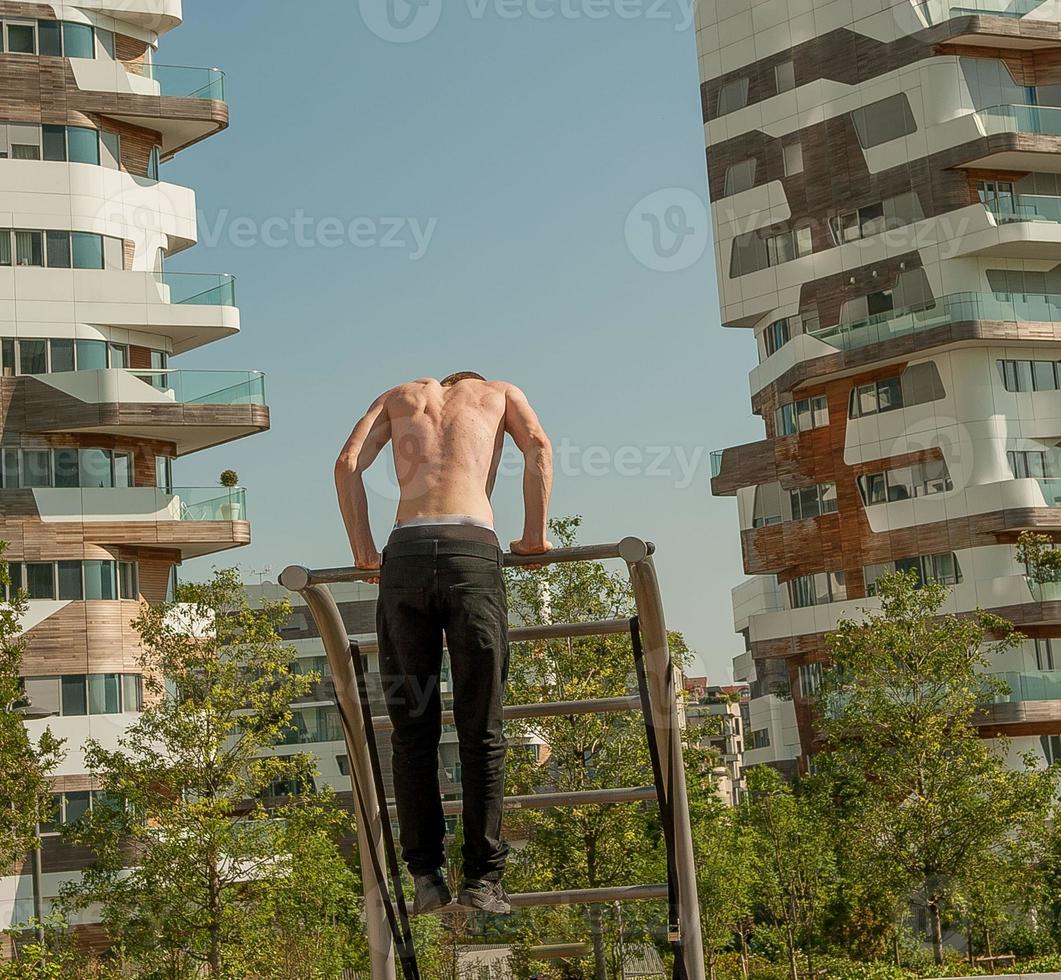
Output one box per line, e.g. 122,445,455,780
920,0,1046,21
979,104,1061,138
156,272,236,307
809,291,1061,352
280,706,344,746
132,64,226,101
1038,480,1061,507
130,370,266,406
990,670,1061,702
988,195,1061,224
710,450,724,478
170,487,247,522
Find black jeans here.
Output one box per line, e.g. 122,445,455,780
376,525,511,881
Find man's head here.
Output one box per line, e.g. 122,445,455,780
440,371,487,387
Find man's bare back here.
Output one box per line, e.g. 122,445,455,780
335,375,554,571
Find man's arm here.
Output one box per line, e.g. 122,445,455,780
334,391,393,571
505,385,554,555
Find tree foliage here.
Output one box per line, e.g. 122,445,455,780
60,568,365,978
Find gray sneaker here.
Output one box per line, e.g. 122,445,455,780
458,878,512,914
412,871,452,916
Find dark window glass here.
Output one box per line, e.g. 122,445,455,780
46,231,71,268
25,562,55,599
57,561,83,600
22,450,50,488
84,560,116,600
50,338,74,373
60,677,86,717
118,562,138,600
1034,360,1058,392
72,233,103,270
876,377,903,413
8,563,22,597
62,22,94,59
38,21,62,57
75,340,107,370
19,340,47,376
7,23,37,55
101,130,120,169
15,231,43,267
53,448,78,488
63,790,91,824
850,94,917,149
42,125,67,162
67,126,99,165
88,674,120,714
1,448,18,487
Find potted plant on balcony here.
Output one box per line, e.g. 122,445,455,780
1016,530,1061,602
219,470,241,521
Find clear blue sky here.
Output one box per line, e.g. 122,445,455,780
164,0,762,679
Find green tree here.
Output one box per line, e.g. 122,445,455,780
691,793,757,980
820,570,1057,964
61,568,363,978
0,543,62,874
501,517,687,980
742,767,835,980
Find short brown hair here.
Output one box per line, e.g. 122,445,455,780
440,372,487,387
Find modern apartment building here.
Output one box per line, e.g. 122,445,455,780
698,0,1061,770
683,677,750,805
0,0,267,940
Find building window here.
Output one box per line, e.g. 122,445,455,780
789,483,838,521
774,60,796,95
849,363,945,419
148,145,161,180
6,18,98,59
858,459,953,505
5,560,139,602
23,674,142,719
864,552,962,595
749,728,771,750
717,77,750,116
850,94,917,149
1042,734,1061,764
41,790,125,835
0,337,155,377
1009,450,1056,479
999,359,1061,393
782,137,803,177
799,663,824,698
829,193,925,246
763,317,790,357
753,481,837,527
776,395,829,436
4,21,38,55
723,158,757,197
787,570,846,609
0,229,123,269
1036,638,1058,671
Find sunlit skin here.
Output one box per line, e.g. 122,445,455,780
335,377,554,579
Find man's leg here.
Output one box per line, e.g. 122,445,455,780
376,573,446,877
442,558,511,884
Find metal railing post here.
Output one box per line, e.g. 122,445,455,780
288,578,397,980
619,538,706,980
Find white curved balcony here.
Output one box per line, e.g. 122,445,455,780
68,0,183,35
0,269,239,354
0,159,197,255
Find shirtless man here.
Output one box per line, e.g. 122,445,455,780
334,372,553,915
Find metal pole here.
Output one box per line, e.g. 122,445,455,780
294,583,397,980
619,538,706,980
31,820,43,946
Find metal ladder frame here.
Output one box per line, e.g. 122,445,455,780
280,537,705,980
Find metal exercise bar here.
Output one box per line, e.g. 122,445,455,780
370,696,643,733
280,541,655,590
511,884,668,909
436,785,657,818
348,617,633,657
279,537,705,980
